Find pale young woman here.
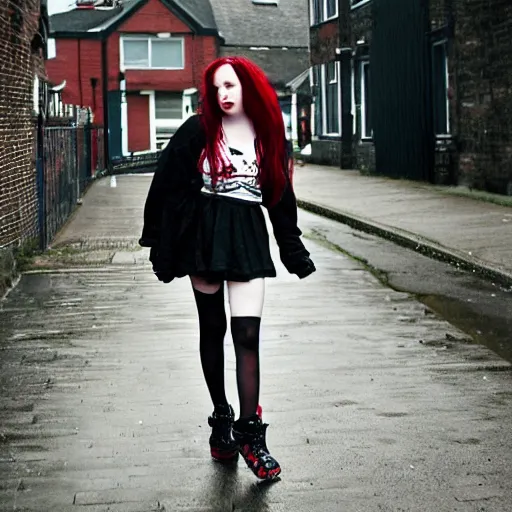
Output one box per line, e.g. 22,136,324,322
140,56,315,480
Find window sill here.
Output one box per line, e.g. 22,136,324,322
351,0,371,11
123,67,185,71
310,16,339,28
317,134,342,141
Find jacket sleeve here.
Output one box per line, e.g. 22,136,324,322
138,141,176,248
266,176,316,279
139,115,202,248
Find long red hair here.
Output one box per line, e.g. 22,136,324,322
199,56,288,207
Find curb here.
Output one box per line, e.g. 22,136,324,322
297,198,512,289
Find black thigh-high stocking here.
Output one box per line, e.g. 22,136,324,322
231,317,261,418
192,286,228,407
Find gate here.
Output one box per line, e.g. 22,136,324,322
370,0,434,181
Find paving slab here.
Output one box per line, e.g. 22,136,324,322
294,165,512,285
1,204,511,511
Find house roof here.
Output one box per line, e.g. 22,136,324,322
221,47,310,88
50,0,309,48
175,0,216,31
209,0,309,48
50,0,138,34
50,0,218,37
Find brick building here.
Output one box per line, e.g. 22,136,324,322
210,0,310,144
47,0,219,157
47,0,310,159
308,0,512,196
0,0,49,249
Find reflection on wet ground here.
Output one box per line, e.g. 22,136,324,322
0,209,511,511
303,210,512,363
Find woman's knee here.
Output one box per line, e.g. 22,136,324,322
231,317,261,351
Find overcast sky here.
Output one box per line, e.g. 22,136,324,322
48,0,74,15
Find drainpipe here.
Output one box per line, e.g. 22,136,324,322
338,0,353,169
101,36,111,172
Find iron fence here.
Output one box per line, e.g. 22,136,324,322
111,151,161,174
38,121,105,248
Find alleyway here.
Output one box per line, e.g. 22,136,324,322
0,175,511,511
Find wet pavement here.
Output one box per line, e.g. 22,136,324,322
1,176,512,511
293,165,512,285
303,213,512,364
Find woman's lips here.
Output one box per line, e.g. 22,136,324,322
222,102,234,110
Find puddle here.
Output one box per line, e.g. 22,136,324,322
421,294,512,364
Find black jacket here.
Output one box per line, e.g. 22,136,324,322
139,115,315,281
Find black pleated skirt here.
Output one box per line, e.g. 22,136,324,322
173,193,276,282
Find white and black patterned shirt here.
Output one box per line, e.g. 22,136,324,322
201,145,262,204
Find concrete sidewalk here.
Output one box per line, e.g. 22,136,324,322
294,165,512,286
2,204,512,511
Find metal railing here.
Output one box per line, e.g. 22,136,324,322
39,120,105,248
111,151,161,174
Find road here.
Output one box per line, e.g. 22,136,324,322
0,177,511,511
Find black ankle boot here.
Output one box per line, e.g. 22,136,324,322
232,414,281,480
208,404,238,462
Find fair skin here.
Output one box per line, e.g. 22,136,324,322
191,63,264,314
214,63,256,150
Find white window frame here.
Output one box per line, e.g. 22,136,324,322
360,60,372,139
120,35,185,71
351,0,372,10
321,61,342,136
310,0,339,25
432,39,451,137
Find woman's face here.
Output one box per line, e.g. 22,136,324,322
213,64,243,116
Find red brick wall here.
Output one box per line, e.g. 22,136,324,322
110,0,217,92
0,0,45,248
127,94,150,152
309,20,339,66
46,0,219,127
120,35,218,91
46,39,103,122
120,0,190,33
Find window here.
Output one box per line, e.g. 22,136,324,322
311,0,322,25
311,66,322,137
154,92,183,148
323,61,340,135
311,63,341,136
155,92,182,120
432,40,450,135
310,0,338,25
361,61,372,138
326,0,336,18
121,37,184,70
